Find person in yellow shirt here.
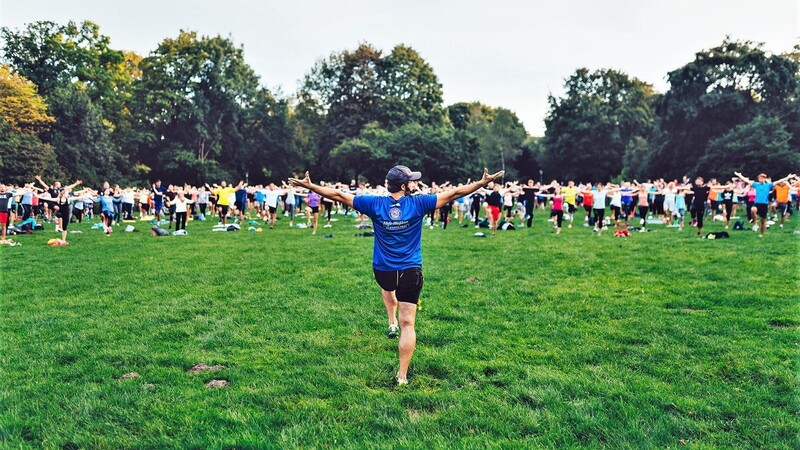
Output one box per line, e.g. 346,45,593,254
208,180,242,225
561,180,578,228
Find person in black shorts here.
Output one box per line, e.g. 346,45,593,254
521,180,538,228
290,166,504,385
685,177,710,237
37,181,83,243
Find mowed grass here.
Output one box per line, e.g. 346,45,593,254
1,210,798,448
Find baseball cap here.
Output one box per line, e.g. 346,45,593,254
386,165,422,186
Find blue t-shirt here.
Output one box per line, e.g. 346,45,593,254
99,195,114,214
353,194,438,271
152,186,166,205
235,188,247,204
753,182,773,204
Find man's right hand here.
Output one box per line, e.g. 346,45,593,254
288,172,312,189
481,168,504,185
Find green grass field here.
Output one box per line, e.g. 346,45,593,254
1,210,798,448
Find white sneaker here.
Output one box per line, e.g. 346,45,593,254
396,377,408,386
323,224,332,228
752,225,758,232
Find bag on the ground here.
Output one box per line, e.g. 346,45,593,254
733,221,744,230
501,222,515,230
704,231,730,239
151,226,169,237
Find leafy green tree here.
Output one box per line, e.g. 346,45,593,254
298,43,445,179
134,31,261,183
515,136,544,181
330,128,390,182
0,21,129,114
540,68,656,181
0,120,61,184
651,39,799,178
43,86,121,185
381,45,444,128
447,102,529,179
473,108,527,179
239,89,303,183
698,115,799,177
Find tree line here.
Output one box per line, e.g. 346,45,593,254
0,20,797,187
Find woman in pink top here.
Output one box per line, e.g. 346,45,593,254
634,182,653,230
539,184,564,235
746,187,757,223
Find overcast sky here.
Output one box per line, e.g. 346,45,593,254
1,0,797,135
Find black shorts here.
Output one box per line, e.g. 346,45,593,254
777,203,788,215
234,200,243,211
310,206,319,214
219,205,229,217
567,204,576,214
373,268,424,304
754,203,768,219
268,206,277,214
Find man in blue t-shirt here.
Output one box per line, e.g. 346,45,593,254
151,180,167,222
289,165,504,385
735,171,795,237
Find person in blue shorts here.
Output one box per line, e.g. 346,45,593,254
289,165,503,385
735,171,795,237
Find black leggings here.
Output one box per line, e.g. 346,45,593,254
324,202,333,222
551,210,563,228
199,203,207,216
723,201,733,219
440,205,451,229
122,202,133,220
524,200,534,228
175,212,187,231
471,202,482,225
638,206,649,227
594,208,605,229
22,204,33,221
695,205,706,229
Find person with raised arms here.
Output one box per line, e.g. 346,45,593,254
35,181,86,244
289,165,503,386
735,171,795,237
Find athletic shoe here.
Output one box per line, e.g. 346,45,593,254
324,224,332,228
386,324,399,339
396,377,408,386
752,225,758,232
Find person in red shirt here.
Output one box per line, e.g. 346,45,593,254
581,186,594,227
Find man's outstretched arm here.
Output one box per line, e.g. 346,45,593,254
436,169,504,209
288,172,355,209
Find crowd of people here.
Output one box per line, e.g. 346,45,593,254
0,171,797,245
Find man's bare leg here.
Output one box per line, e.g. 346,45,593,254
382,289,398,329
397,302,417,382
